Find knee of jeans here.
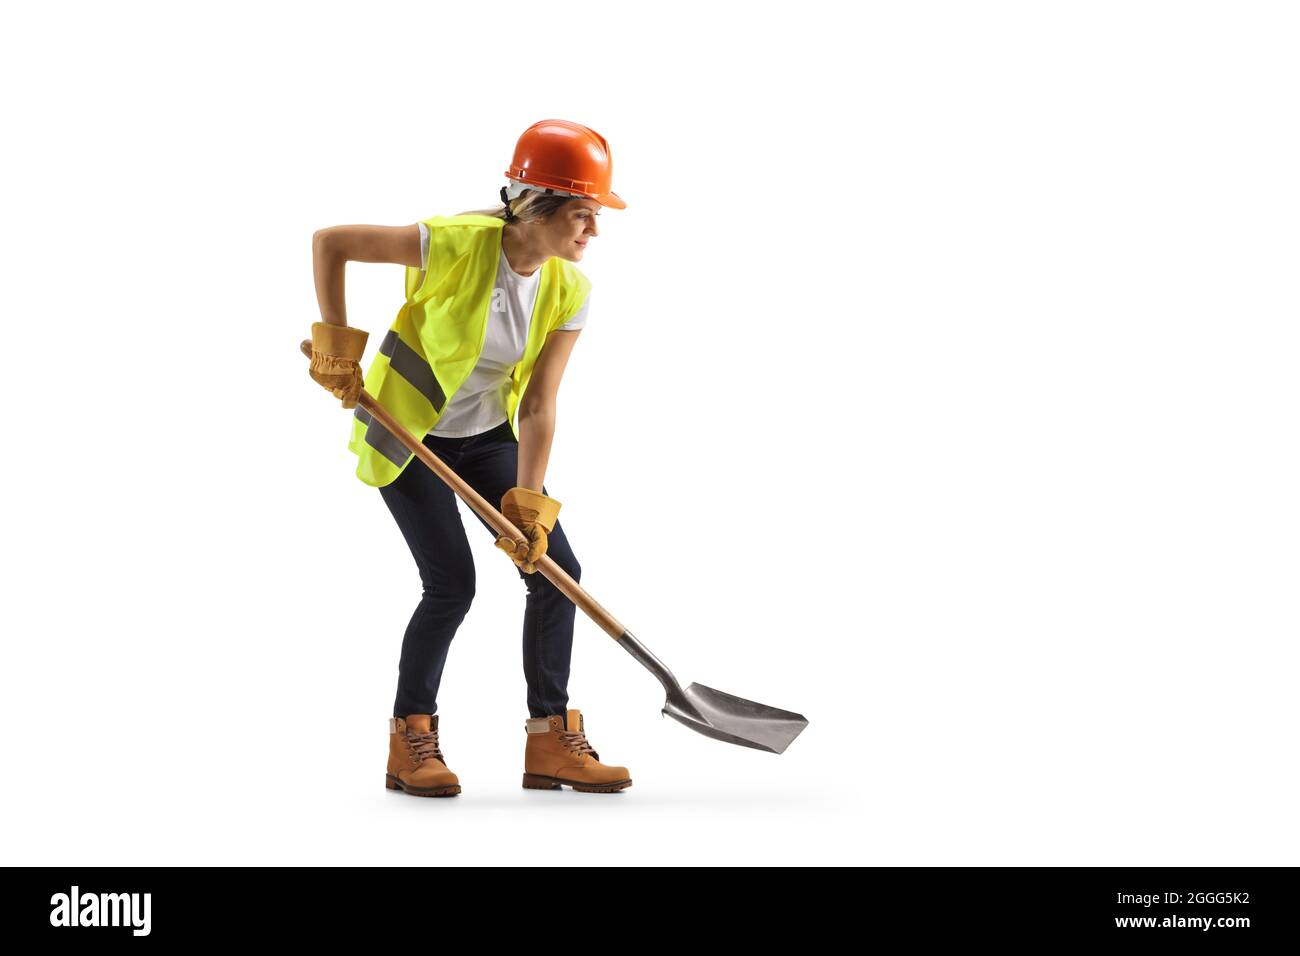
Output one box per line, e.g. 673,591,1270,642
420,573,475,610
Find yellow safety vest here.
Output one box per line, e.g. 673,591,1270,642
347,214,591,487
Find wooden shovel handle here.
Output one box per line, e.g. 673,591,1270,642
304,337,627,640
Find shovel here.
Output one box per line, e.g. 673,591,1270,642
303,344,808,753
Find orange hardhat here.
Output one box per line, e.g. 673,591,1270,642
504,119,626,210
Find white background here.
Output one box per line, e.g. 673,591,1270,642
2,1,1296,866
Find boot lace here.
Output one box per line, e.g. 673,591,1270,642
560,728,599,762
407,729,447,766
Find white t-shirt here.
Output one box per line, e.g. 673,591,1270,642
418,221,588,438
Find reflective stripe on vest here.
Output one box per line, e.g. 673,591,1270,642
346,214,591,488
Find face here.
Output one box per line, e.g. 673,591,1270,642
543,198,601,261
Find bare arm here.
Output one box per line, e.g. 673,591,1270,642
517,329,582,491
311,224,423,327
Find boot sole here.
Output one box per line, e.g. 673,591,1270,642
386,773,461,797
522,772,632,793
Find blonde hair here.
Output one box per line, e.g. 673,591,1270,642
458,188,577,224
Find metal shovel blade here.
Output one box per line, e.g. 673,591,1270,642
619,630,809,754
666,683,809,754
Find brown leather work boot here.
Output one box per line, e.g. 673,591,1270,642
522,708,632,793
386,714,461,797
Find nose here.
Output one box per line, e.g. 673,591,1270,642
586,217,599,237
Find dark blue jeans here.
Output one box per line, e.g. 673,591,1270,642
378,418,581,720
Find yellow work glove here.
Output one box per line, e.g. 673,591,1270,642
300,322,368,409
494,487,562,574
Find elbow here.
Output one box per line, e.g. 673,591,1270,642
312,228,337,260
519,398,556,422
313,229,352,275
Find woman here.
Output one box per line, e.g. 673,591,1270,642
303,120,632,797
